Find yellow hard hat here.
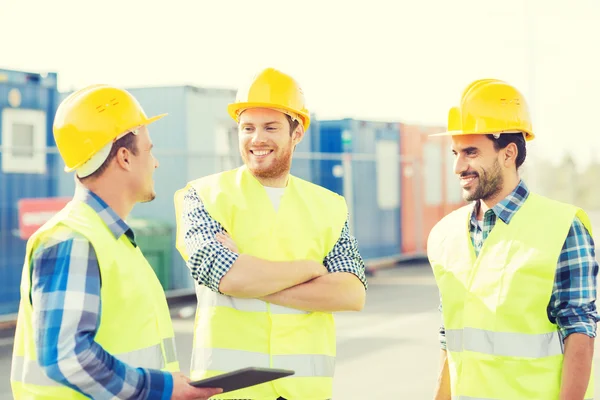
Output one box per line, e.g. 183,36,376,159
432,79,534,141
227,67,311,131
53,84,167,173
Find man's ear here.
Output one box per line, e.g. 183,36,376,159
503,142,518,167
292,125,304,146
115,147,133,171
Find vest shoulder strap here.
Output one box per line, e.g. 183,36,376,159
526,192,592,236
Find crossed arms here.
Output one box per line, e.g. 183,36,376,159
180,187,368,312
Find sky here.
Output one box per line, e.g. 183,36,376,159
1,0,599,171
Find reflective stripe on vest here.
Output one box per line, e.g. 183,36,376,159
446,328,563,358
162,337,178,364
11,338,176,385
208,293,309,315
193,348,335,377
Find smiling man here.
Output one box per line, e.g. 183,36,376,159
173,67,367,400
427,79,599,400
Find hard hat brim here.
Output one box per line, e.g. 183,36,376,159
227,102,311,131
429,129,535,141
63,112,168,173
144,113,168,126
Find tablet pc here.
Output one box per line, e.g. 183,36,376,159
189,367,295,393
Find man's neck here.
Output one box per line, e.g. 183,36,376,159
477,175,520,219
78,179,134,221
253,172,290,188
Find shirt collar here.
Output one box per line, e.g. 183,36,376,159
73,184,136,244
471,179,530,225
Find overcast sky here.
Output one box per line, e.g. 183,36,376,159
1,0,599,170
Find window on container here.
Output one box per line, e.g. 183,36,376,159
1,108,47,174
12,123,35,157
375,139,400,209
423,142,443,205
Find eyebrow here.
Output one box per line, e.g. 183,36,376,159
241,121,283,126
452,146,478,154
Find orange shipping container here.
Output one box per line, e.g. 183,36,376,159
399,123,466,255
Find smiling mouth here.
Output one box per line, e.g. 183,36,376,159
250,150,273,157
460,174,478,187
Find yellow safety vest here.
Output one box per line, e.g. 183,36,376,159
11,199,179,399
427,192,594,400
174,166,348,400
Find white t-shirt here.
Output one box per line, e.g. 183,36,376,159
264,186,286,211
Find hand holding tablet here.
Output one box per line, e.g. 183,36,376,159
189,367,295,394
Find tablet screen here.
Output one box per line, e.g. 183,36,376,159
190,367,295,393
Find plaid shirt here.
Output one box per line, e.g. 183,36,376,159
181,186,368,294
439,180,600,349
29,185,173,399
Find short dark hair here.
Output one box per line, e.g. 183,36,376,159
285,114,300,136
79,132,138,181
486,133,527,169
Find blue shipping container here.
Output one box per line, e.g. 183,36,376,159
0,69,60,316
289,113,318,182
313,119,401,261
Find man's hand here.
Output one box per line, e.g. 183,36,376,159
216,231,328,298
261,272,365,312
216,231,238,253
433,350,451,400
171,372,223,400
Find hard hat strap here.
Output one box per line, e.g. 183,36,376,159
75,128,139,178
491,131,526,140
76,141,113,178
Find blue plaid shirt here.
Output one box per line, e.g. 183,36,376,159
181,186,368,293
439,180,600,349
30,185,173,399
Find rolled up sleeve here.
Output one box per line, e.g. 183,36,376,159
181,187,239,293
323,217,368,290
549,216,600,340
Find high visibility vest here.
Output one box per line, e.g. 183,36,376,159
174,166,348,400
11,199,179,399
427,192,594,400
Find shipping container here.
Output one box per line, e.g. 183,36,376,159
442,130,466,216
0,68,60,316
312,118,402,261
398,123,465,255
289,114,318,182
126,85,238,292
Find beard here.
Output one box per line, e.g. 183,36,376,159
141,192,156,203
139,190,156,203
462,159,503,202
242,142,293,180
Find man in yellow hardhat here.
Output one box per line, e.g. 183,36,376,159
173,67,368,400
10,84,222,400
427,79,599,399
